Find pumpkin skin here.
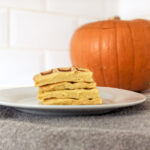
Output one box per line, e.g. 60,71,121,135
70,19,150,91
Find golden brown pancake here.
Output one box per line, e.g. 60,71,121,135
41,98,102,105
33,67,94,86
39,81,96,92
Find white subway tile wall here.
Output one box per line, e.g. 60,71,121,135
47,0,106,18
47,0,119,18
45,51,71,70
10,10,77,50
119,0,150,19
0,8,8,47
0,50,44,86
0,0,149,86
0,0,45,10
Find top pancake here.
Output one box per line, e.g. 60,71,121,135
33,67,94,86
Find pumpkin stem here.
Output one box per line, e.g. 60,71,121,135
109,16,121,20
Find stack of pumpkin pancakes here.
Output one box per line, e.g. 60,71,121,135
33,67,102,105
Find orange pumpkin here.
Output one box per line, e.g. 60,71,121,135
70,18,150,91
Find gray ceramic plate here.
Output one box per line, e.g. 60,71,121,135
0,86,146,115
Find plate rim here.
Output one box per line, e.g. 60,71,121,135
0,86,147,110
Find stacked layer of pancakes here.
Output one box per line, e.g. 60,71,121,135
33,67,102,105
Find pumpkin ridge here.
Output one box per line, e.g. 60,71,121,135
99,22,106,86
114,21,120,88
127,22,135,90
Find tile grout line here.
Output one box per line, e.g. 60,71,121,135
0,47,69,51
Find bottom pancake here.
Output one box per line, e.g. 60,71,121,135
38,89,100,100
40,98,102,105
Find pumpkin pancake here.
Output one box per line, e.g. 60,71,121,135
33,67,94,87
38,89,100,100
39,81,96,92
33,66,102,105
41,98,102,105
